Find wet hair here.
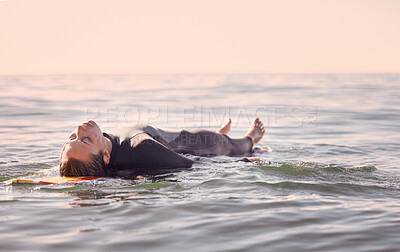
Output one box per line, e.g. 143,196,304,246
59,151,108,176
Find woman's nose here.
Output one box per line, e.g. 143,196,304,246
77,125,87,132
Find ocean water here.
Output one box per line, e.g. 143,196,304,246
0,74,399,251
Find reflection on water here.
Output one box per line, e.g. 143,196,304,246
1,74,400,251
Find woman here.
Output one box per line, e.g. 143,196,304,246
59,118,265,177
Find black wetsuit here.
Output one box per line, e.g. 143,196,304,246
103,126,193,177
102,124,253,177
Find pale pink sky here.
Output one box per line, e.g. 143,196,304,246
0,0,399,74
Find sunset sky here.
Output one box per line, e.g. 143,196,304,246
0,0,399,74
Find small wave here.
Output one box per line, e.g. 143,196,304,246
253,161,400,192
257,161,377,174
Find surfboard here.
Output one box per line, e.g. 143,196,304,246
8,176,106,185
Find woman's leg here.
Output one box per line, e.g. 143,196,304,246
168,118,265,157
168,130,253,156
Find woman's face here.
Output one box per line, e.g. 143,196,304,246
60,120,107,163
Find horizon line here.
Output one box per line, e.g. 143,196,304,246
1,72,399,76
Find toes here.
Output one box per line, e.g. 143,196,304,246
254,122,263,128
253,118,264,127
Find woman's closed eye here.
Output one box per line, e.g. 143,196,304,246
81,137,92,144
68,134,91,144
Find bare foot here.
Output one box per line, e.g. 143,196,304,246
217,118,231,135
245,117,265,146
